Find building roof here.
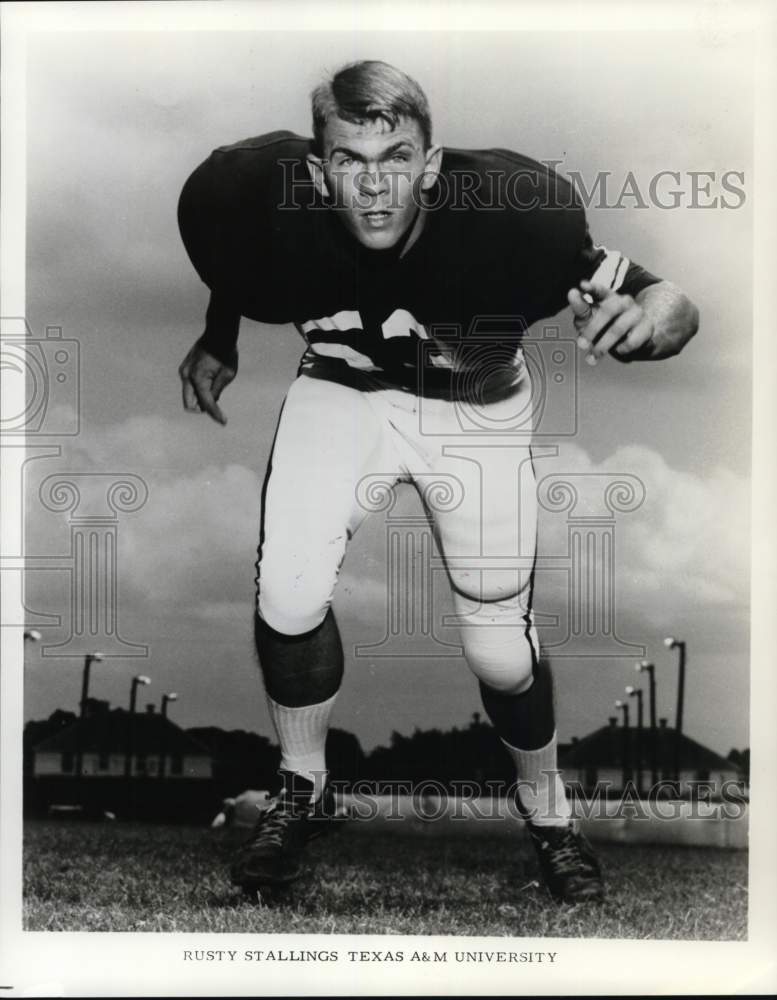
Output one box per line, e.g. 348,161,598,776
32,708,211,757
559,723,739,772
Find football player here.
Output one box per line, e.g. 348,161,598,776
178,61,698,904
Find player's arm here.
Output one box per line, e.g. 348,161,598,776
563,218,699,365
568,278,699,365
177,155,241,425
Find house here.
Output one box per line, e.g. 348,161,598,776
31,703,212,780
559,717,746,798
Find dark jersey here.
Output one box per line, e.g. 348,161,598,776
178,131,661,398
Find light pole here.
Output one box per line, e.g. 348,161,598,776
625,685,644,797
615,699,631,791
80,653,105,721
159,692,178,779
161,692,178,719
22,631,42,787
636,660,657,788
76,652,104,780
664,636,687,788
125,675,151,781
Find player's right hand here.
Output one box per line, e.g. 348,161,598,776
178,341,237,426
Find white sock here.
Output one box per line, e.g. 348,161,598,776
501,731,571,827
266,692,337,800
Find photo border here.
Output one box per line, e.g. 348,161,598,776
1,1,775,995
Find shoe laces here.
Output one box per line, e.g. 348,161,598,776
535,828,591,877
245,796,305,849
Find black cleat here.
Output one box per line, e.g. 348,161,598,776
527,823,605,904
229,773,343,890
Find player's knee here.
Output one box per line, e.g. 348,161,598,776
256,585,330,637
464,639,534,695
456,590,536,695
477,663,535,696
255,543,340,636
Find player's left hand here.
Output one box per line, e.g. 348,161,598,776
178,340,237,425
567,279,655,365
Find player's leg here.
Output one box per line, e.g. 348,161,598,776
412,388,602,902
443,511,603,902
232,373,393,889
449,586,602,902
255,609,342,785
256,373,392,780
422,436,570,828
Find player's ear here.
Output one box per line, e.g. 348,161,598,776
420,144,443,192
306,152,328,199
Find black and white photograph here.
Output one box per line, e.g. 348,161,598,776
1,1,775,995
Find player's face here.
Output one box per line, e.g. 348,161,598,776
308,116,442,251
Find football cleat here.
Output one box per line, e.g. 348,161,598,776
229,772,342,890
527,822,605,904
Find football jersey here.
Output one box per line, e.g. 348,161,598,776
178,131,661,399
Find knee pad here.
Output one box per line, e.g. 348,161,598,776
255,568,332,637
255,527,344,636
454,590,538,695
256,593,329,637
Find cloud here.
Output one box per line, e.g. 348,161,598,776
537,443,749,607
24,414,263,611
119,462,262,605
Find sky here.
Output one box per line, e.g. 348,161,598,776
18,27,753,756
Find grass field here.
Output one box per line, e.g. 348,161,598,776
23,820,748,938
